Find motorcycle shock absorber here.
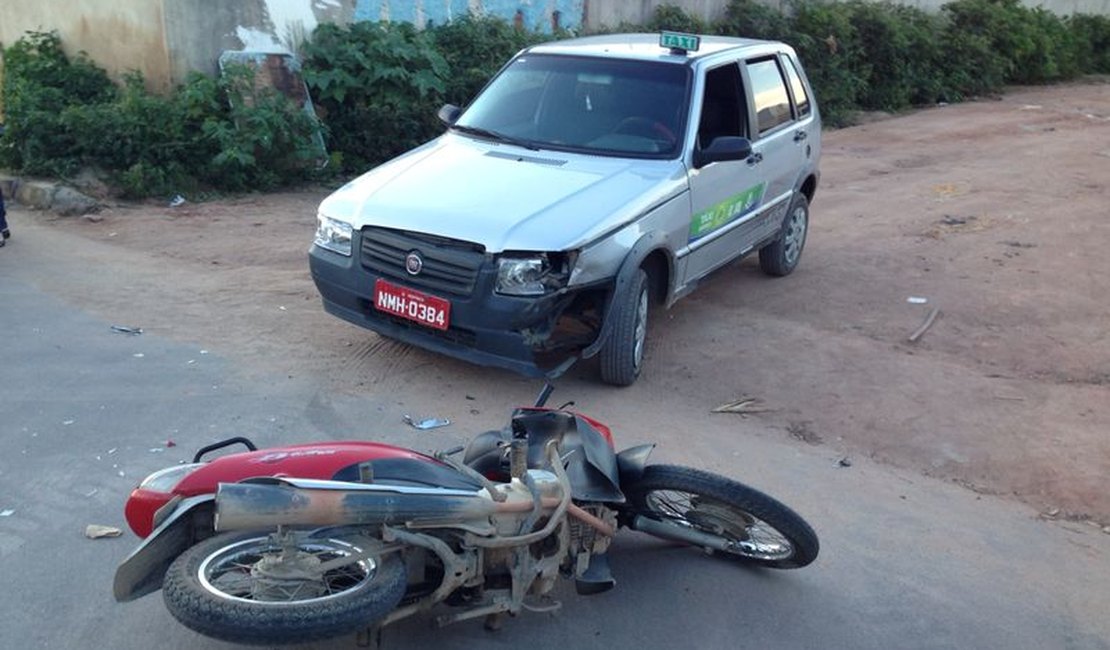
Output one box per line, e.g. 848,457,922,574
510,419,528,479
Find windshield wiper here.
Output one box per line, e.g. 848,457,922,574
451,125,541,152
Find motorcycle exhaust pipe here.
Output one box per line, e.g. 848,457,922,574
215,478,499,532
631,515,735,553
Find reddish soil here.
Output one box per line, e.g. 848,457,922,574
14,79,1110,523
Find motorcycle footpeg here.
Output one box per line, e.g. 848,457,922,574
575,552,616,595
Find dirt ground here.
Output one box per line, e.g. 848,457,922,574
10,80,1109,524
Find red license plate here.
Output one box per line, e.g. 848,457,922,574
373,279,450,331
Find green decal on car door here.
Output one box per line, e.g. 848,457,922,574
689,183,767,242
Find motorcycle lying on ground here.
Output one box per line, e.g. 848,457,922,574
114,385,819,645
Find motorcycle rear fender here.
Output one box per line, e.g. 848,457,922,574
113,494,214,602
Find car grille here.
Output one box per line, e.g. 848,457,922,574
360,227,486,296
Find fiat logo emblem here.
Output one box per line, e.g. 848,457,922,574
405,251,424,275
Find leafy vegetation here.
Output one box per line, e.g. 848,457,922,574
1,32,321,197
2,3,1109,194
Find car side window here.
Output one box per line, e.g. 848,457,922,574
781,56,811,119
745,57,792,136
696,63,747,149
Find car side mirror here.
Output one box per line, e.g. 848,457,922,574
437,104,462,126
694,136,753,169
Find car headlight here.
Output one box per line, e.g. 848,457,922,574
314,214,353,256
496,253,576,296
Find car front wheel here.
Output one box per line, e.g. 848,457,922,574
599,268,649,386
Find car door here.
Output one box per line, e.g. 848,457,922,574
681,60,767,284
741,54,809,234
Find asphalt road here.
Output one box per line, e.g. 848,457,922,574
1,215,1108,650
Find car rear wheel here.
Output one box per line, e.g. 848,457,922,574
759,193,809,277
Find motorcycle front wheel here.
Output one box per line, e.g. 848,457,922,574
624,465,819,568
162,531,406,645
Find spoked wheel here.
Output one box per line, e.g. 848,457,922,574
625,465,819,568
163,531,406,645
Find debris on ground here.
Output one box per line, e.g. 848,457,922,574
712,396,774,416
169,195,186,207
403,415,451,430
838,457,853,467
110,325,143,335
787,421,823,445
84,524,122,539
0,509,14,517
908,307,941,343
907,296,928,304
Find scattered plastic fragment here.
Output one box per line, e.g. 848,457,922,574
169,195,186,207
166,439,177,448
107,448,117,455
907,296,928,304
149,448,165,453
85,524,122,539
403,415,451,430
838,457,853,467
85,489,98,497
63,419,75,425
0,509,14,517
110,325,143,335
133,353,145,358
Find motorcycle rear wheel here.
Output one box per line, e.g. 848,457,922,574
624,465,819,568
163,531,406,645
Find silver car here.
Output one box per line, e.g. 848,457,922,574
310,32,820,385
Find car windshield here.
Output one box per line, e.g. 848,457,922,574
455,54,690,158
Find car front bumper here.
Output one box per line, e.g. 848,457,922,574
309,236,607,378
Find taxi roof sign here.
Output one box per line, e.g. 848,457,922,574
660,31,701,54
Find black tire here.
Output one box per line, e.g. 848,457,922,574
599,268,650,386
163,531,407,645
759,193,809,277
624,465,819,568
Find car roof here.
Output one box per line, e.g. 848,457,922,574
524,33,778,64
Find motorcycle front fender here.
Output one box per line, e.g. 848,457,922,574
113,494,214,602
616,444,656,485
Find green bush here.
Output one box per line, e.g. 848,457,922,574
789,1,870,125
1069,14,1110,73
302,21,449,173
0,31,321,197
0,30,115,175
717,0,796,41
431,14,546,106
645,4,713,33
941,0,1078,84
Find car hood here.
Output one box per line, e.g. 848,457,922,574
318,134,688,253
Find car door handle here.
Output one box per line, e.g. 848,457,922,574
793,130,808,142
746,152,763,165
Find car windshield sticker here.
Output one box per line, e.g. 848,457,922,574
689,183,767,241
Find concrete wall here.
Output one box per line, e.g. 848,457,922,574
351,0,583,30
583,0,1110,28
0,0,172,91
